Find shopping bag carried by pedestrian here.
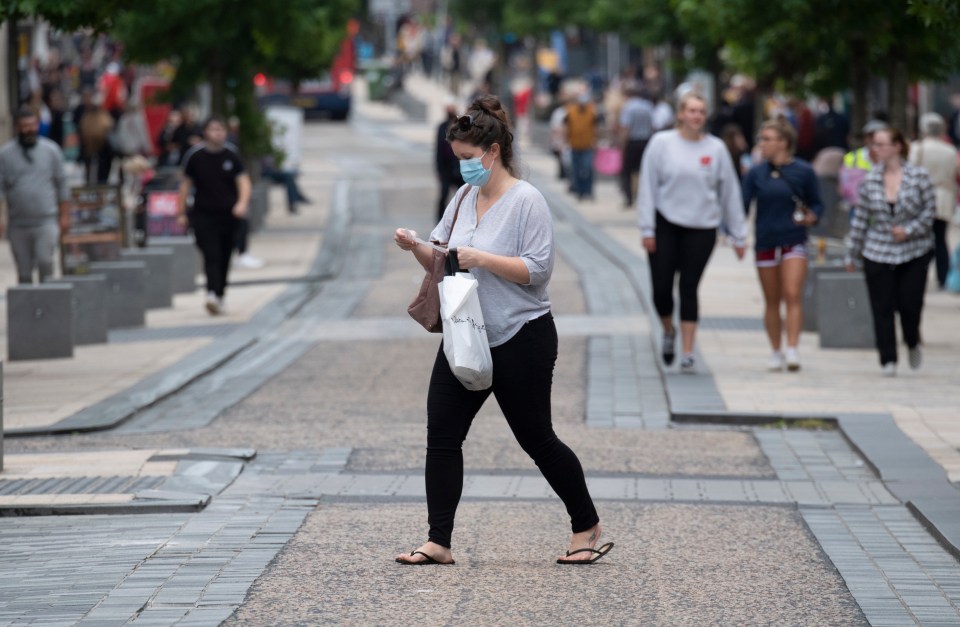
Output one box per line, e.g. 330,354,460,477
946,242,960,293
439,260,493,391
407,186,470,332
593,145,623,176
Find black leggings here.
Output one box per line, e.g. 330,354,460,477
190,212,237,298
648,212,717,322
863,253,931,365
425,313,599,548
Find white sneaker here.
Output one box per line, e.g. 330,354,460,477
205,291,222,315
881,362,897,377
767,352,785,372
908,346,922,370
784,347,801,372
234,253,265,269
680,354,696,374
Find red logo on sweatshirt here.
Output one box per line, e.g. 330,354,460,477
700,155,712,166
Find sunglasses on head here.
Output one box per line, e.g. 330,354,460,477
455,114,476,131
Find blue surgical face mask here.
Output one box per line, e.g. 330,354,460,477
459,150,495,187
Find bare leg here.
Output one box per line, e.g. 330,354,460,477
781,258,807,348
680,321,697,355
757,266,783,351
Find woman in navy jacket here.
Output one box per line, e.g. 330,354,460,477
742,119,823,372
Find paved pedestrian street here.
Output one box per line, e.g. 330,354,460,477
2,92,959,626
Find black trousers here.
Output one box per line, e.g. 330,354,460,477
234,217,250,255
933,219,949,288
621,139,648,205
190,212,237,298
648,212,717,322
863,252,931,365
425,313,599,548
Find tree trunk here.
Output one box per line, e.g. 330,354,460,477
887,51,909,132
707,46,723,118
0,21,12,146
849,38,870,146
755,80,773,143
208,62,227,118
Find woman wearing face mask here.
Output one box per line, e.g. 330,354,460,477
637,91,747,374
393,95,612,566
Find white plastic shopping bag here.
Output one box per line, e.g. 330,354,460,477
439,272,493,390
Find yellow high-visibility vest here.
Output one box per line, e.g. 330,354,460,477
843,147,872,170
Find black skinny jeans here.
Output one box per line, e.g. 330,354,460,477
190,211,238,298
863,253,931,366
648,212,717,322
425,313,599,548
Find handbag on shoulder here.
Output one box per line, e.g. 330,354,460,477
407,186,470,332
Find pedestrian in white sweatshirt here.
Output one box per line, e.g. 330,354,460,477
637,91,747,373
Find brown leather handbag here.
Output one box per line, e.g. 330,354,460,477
407,186,470,332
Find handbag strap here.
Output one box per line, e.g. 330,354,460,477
442,185,471,244
770,162,805,205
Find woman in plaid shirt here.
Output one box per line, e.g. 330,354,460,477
846,128,935,377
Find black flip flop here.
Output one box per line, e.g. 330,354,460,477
556,541,615,565
396,550,456,565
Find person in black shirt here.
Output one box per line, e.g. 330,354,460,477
435,101,465,221
177,117,251,314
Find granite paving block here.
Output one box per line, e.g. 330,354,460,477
88,261,147,329
817,272,875,348
48,275,108,345
149,236,200,294
122,248,174,309
6,284,74,360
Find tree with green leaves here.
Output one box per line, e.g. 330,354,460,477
451,0,588,99
589,0,726,107
1,0,136,143
112,0,358,156
0,0,132,31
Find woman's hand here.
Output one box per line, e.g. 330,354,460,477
890,225,907,242
394,228,418,251
642,236,656,253
455,246,487,270
733,245,746,260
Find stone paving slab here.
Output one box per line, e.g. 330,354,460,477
802,505,960,625
291,470,897,507
0,449,252,516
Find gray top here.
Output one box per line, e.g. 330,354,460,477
619,97,654,141
0,137,69,227
431,181,553,347
637,129,747,245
